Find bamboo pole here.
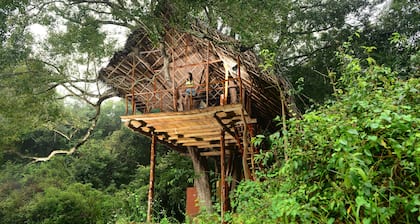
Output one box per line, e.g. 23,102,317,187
223,63,229,105
237,56,243,105
206,41,210,106
172,48,177,112
240,108,251,180
248,124,256,179
131,57,136,115
147,133,157,223
153,78,156,111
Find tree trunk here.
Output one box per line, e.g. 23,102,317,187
188,147,213,213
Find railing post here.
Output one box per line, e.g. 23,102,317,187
237,56,243,105
131,56,136,115
223,63,229,105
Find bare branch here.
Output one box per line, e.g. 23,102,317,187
35,59,65,76
30,90,117,162
68,78,99,83
282,44,333,63
288,25,335,36
61,84,95,106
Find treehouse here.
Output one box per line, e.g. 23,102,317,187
99,23,297,220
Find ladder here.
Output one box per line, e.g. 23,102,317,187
234,123,259,180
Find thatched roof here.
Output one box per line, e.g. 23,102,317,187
99,23,298,130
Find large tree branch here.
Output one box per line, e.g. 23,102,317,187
61,84,95,106
288,25,335,36
281,44,333,63
68,78,100,83
30,91,117,162
65,0,142,29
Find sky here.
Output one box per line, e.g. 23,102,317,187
28,22,129,104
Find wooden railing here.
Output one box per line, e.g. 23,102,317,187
125,56,246,115
125,77,245,115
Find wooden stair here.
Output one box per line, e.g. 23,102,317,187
234,123,259,180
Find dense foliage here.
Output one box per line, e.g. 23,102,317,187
1,1,418,223
227,40,419,223
0,102,194,223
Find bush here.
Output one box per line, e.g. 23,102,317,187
229,42,419,223
25,183,119,224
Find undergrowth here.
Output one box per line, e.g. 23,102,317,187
197,36,420,223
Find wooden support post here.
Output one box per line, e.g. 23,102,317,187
237,56,243,105
188,147,213,213
131,57,136,115
153,78,156,111
206,41,210,107
125,95,128,115
220,129,227,223
147,133,157,223
248,124,256,179
172,48,177,112
223,62,229,105
240,108,252,180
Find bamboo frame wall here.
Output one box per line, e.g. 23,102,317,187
99,24,299,127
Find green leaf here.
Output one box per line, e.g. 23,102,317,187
347,129,359,135
327,217,335,224
367,135,378,142
351,167,368,181
356,196,368,207
364,148,372,157
362,217,371,224
369,122,380,129
339,139,348,146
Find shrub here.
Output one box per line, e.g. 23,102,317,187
230,41,419,223
25,183,119,224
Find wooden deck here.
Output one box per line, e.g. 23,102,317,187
121,104,255,154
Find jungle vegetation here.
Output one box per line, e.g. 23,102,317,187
0,0,418,223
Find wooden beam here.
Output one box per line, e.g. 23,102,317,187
181,139,236,147
165,124,221,135
123,104,255,150
176,135,235,144
127,121,187,154
183,131,228,138
167,128,220,140
213,113,236,138
200,150,232,157
169,59,222,69
121,104,245,121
